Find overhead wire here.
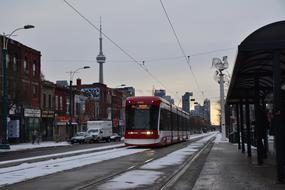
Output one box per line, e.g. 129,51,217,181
63,0,168,89
44,46,235,63
159,0,205,99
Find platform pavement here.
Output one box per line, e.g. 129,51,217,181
192,141,285,190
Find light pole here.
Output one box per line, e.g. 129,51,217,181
111,85,124,131
1,25,34,149
115,84,126,88
67,66,90,138
212,56,229,141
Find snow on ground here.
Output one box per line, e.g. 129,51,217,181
0,144,124,166
99,133,218,189
0,147,147,187
0,141,70,152
0,132,218,188
0,132,213,153
190,132,217,141
214,133,229,143
98,170,163,190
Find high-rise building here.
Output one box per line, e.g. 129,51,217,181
96,18,106,84
154,89,166,98
154,89,174,104
182,92,193,113
163,95,174,104
203,99,211,123
191,98,211,124
193,104,204,117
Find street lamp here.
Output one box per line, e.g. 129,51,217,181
1,25,34,149
212,56,229,141
67,66,90,138
115,84,126,88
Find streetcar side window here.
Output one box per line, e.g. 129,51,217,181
172,112,178,131
160,109,166,131
159,109,171,131
167,110,171,131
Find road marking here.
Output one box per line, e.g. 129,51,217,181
144,158,154,163
127,165,135,170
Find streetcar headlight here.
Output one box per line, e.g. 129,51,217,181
146,131,153,135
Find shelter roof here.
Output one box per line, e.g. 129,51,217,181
226,21,285,104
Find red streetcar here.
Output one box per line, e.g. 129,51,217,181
124,96,191,147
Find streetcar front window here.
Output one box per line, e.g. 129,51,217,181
126,104,159,130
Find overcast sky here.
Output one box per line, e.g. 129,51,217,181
1,0,285,123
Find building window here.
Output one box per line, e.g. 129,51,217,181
24,57,29,74
60,96,63,110
43,94,47,108
33,62,36,77
55,96,58,110
13,56,17,72
66,98,70,114
32,85,37,97
48,94,52,109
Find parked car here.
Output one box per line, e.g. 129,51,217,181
110,133,121,142
70,132,94,144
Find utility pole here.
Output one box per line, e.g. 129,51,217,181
219,71,226,141
212,56,229,141
1,25,34,149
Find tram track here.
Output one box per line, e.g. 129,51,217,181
159,137,215,190
0,146,146,188
74,134,216,190
0,133,216,189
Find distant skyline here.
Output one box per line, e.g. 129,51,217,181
1,0,285,124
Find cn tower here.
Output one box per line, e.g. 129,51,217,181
96,18,106,84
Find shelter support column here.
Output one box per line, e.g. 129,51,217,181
262,99,268,159
245,98,251,157
236,103,241,150
254,78,264,165
272,50,284,183
240,100,245,153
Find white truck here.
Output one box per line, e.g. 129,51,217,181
87,120,112,142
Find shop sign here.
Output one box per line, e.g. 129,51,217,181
24,108,41,118
81,87,100,100
56,115,70,122
42,110,55,118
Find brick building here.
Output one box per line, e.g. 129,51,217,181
41,80,55,141
0,36,41,143
54,85,70,140
75,79,123,133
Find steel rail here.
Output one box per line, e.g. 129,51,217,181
76,135,214,190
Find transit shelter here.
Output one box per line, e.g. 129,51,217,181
226,21,285,182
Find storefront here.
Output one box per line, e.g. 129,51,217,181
55,115,78,141
41,110,55,141
23,108,41,142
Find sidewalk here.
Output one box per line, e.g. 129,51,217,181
192,141,285,190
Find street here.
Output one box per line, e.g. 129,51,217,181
0,133,215,190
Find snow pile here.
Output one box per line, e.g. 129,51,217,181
0,141,70,152
0,147,147,187
214,133,229,143
0,144,124,166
